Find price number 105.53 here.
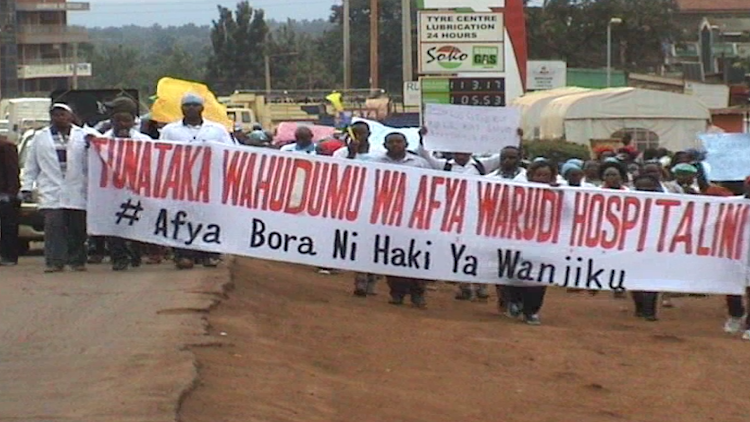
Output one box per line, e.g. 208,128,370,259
449,94,505,107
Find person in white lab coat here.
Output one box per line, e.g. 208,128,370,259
102,97,154,271
159,92,234,270
20,103,91,273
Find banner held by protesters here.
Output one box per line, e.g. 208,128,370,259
86,138,750,295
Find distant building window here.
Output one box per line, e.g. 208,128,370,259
611,128,659,151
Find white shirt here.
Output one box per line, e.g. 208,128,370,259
333,146,375,161
280,142,317,155
486,167,527,180
21,125,91,210
368,152,432,169
103,127,153,142
512,171,566,184
159,119,235,145
563,181,598,188
416,144,501,176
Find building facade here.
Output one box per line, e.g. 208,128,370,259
670,0,750,81
0,0,91,98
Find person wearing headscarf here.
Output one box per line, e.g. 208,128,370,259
582,160,602,186
561,160,595,188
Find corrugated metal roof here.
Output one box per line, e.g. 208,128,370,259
677,0,749,12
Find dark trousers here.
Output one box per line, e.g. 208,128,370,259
108,237,142,265
727,289,750,329
88,236,107,256
386,276,426,301
499,285,523,307
174,248,218,261
0,200,20,263
43,209,87,267
632,291,658,317
505,285,546,317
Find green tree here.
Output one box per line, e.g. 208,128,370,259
266,21,336,90
319,0,417,92
206,1,269,94
159,44,206,82
83,44,147,90
526,0,677,71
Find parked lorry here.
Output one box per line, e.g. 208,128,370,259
4,98,51,144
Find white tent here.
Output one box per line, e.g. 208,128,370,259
539,87,711,152
511,87,591,140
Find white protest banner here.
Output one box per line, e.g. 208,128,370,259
422,103,520,153
699,133,750,181
87,138,750,295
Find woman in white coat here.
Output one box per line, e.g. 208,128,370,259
20,103,90,273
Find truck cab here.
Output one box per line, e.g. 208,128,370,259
226,107,256,132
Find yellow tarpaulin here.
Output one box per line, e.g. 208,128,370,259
151,77,232,129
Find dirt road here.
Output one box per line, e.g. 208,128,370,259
181,258,750,422
0,256,231,422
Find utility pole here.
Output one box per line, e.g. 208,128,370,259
72,42,79,89
264,53,271,95
265,52,297,95
401,0,412,84
343,0,351,89
370,0,379,90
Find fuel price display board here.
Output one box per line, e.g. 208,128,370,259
421,77,506,107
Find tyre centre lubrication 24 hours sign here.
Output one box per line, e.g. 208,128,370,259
418,11,505,74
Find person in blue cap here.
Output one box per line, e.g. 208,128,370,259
561,159,595,188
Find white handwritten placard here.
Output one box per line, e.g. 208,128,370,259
423,104,521,154
699,133,750,181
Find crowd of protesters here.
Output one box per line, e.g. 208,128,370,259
0,93,236,275
276,121,750,341
1,98,749,341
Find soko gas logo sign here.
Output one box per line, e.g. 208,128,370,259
419,43,504,73
426,45,469,69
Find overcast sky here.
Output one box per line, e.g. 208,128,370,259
69,0,338,27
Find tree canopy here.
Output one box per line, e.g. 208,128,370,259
80,0,686,98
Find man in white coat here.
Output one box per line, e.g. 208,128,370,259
20,103,90,273
159,92,234,270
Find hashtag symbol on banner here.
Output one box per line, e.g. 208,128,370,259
115,199,144,226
